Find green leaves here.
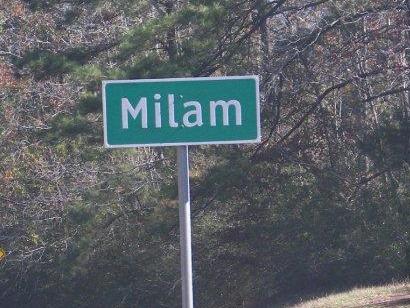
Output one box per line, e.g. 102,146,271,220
359,114,410,168
78,92,101,115
16,50,77,79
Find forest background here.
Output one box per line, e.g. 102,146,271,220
0,0,409,307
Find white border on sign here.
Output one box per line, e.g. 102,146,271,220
102,75,261,148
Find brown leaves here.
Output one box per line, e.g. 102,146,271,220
10,1,26,18
0,61,16,88
2,169,15,182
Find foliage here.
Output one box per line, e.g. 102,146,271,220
0,0,409,307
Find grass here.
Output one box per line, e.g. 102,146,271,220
287,280,410,308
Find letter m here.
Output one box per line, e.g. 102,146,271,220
210,100,242,126
122,97,147,129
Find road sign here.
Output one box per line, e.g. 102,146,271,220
103,76,260,148
102,75,261,308
0,248,5,262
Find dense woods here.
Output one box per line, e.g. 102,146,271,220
0,0,409,307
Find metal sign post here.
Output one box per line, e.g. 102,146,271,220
177,145,194,308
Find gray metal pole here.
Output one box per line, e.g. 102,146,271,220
177,145,194,308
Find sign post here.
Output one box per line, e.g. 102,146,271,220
103,76,260,307
177,145,193,308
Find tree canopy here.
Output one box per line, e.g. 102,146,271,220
0,0,409,307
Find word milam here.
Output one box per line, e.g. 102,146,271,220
121,94,242,129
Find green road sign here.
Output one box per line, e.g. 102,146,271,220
103,76,260,147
